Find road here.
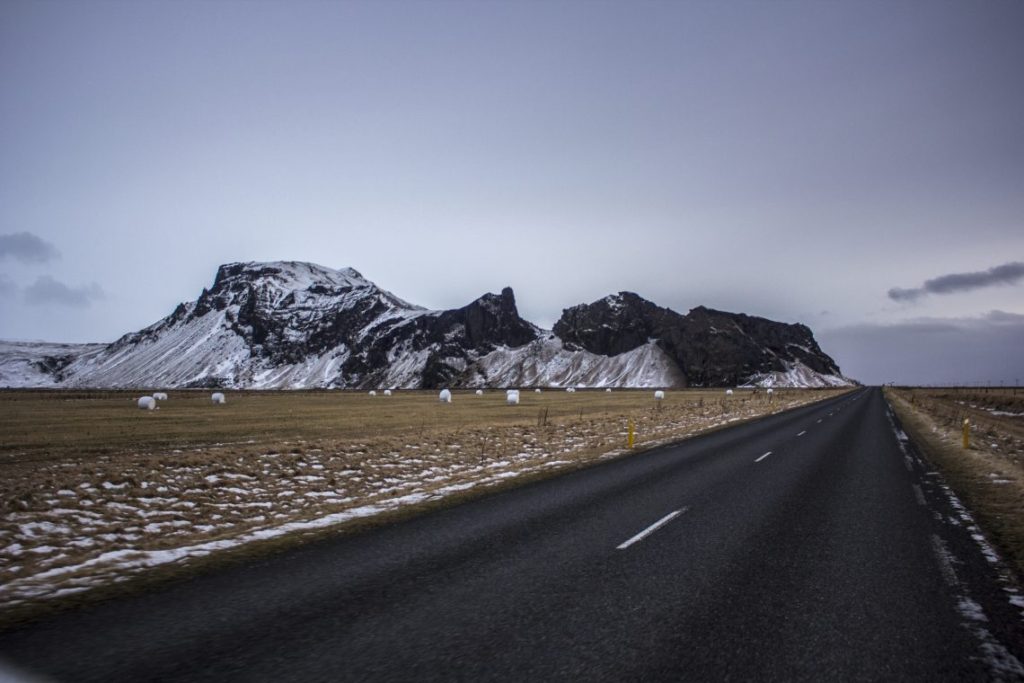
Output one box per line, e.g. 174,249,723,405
2,387,1023,681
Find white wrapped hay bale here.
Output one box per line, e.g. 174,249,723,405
566,387,576,393
152,392,168,401
211,392,226,404
654,390,665,400
137,396,156,410
606,388,612,392
507,390,520,405
766,388,774,394
439,389,452,403
368,390,377,397
475,389,484,396
534,388,542,393
384,389,392,397
726,389,734,396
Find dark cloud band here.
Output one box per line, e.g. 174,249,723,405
0,232,60,264
888,261,1024,302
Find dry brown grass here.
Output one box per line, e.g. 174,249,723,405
0,387,847,623
0,387,813,461
886,387,1024,577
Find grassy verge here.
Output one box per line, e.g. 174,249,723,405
885,388,1024,578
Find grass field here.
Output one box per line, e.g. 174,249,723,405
1,387,804,461
0,387,847,623
885,387,1024,578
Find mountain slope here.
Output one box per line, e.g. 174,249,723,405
0,341,106,388
0,262,851,389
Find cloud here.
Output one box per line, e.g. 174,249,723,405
886,287,925,302
0,274,16,295
0,232,60,264
819,311,1024,385
983,309,1024,324
888,261,1024,302
23,276,105,308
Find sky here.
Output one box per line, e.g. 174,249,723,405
1,0,1022,385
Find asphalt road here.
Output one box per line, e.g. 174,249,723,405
2,387,1023,681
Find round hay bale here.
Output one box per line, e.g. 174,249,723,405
475,389,484,396
368,390,377,397
439,389,452,403
384,389,392,397
766,388,774,394
211,392,226,404
606,388,612,392
507,391,520,405
726,389,734,395
654,390,665,400
137,396,156,410
152,392,168,401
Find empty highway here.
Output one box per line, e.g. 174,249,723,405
2,388,1023,681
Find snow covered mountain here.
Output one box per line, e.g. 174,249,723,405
0,261,852,389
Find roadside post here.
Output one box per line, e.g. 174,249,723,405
628,420,635,449
962,418,970,449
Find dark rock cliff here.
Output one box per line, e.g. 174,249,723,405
552,293,842,387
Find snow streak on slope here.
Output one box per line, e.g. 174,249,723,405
470,336,686,388
742,361,853,388
63,309,254,388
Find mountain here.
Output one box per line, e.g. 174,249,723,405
553,292,846,388
0,261,851,389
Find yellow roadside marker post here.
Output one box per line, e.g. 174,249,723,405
962,418,970,449
628,420,635,449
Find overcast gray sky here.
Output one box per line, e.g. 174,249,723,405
1,0,1022,385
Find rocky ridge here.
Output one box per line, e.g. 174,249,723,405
0,262,851,389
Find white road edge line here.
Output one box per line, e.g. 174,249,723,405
797,430,807,436
617,508,688,550
755,451,772,463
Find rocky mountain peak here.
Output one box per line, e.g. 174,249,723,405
453,287,536,350
553,291,684,357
